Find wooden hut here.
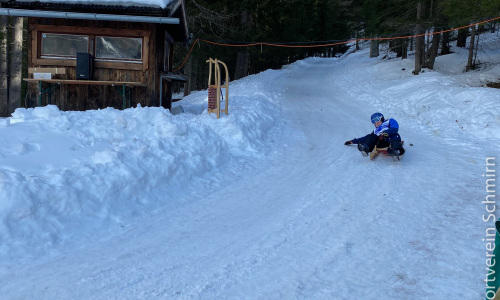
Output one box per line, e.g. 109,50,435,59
0,0,189,111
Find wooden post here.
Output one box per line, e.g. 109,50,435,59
217,60,229,116
38,81,42,107
215,59,220,119
122,83,126,109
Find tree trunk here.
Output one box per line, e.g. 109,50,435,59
466,25,476,71
413,39,421,74
369,39,379,57
457,28,467,47
473,28,480,67
401,38,408,59
0,16,8,117
391,40,400,57
394,39,408,59
234,10,250,80
413,2,424,75
441,30,451,55
183,56,192,97
355,29,360,51
426,31,440,69
414,34,426,72
8,17,23,114
234,51,249,80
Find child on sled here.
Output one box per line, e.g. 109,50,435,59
344,112,405,158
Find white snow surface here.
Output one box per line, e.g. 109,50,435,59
1,34,500,299
17,0,174,9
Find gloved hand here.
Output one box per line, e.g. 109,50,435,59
344,140,353,145
379,132,389,141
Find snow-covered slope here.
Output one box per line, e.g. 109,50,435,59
0,34,499,299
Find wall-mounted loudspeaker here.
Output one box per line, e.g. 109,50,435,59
76,52,93,80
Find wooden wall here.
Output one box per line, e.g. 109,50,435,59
26,17,171,111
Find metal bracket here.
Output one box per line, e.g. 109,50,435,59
38,81,60,106
113,83,131,109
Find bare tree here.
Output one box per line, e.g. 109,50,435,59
426,30,440,69
401,38,408,59
0,15,8,117
413,1,425,75
234,50,250,80
456,28,467,47
8,16,23,114
189,0,237,38
473,26,481,67
466,24,477,71
440,30,451,55
369,40,379,58
184,0,238,95
234,9,251,80
183,55,193,97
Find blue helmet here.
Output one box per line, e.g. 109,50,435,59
371,112,384,124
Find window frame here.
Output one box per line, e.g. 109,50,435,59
32,25,150,72
95,35,143,62
40,32,90,59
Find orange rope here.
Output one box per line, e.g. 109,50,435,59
173,39,199,72
173,16,500,70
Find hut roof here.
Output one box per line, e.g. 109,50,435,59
0,0,189,41
14,0,173,9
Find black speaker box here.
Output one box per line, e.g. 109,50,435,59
76,52,93,80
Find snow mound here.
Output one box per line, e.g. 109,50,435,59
0,67,285,261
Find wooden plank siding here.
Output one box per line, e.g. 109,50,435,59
26,17,171,111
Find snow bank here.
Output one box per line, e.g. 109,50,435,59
180,69,283,156
0,69,284,262
335,33,500,141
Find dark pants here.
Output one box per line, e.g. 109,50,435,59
364,133,405,154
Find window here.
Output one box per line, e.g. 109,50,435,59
34,25,150,71
96,36,142,61
41,33,89,58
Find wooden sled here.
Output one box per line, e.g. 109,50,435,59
370,141,404,161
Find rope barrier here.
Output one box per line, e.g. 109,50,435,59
173,39,199,72
174,16,500,71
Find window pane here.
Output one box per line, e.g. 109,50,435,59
96,36,142,60
41,33,88,57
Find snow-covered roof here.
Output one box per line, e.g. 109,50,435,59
0,0,188,40
16,0,174,9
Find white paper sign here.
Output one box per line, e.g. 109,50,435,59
33,73,52,79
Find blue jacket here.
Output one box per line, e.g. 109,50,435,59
352,118,401,144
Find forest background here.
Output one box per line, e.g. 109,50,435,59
1,0,500,117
